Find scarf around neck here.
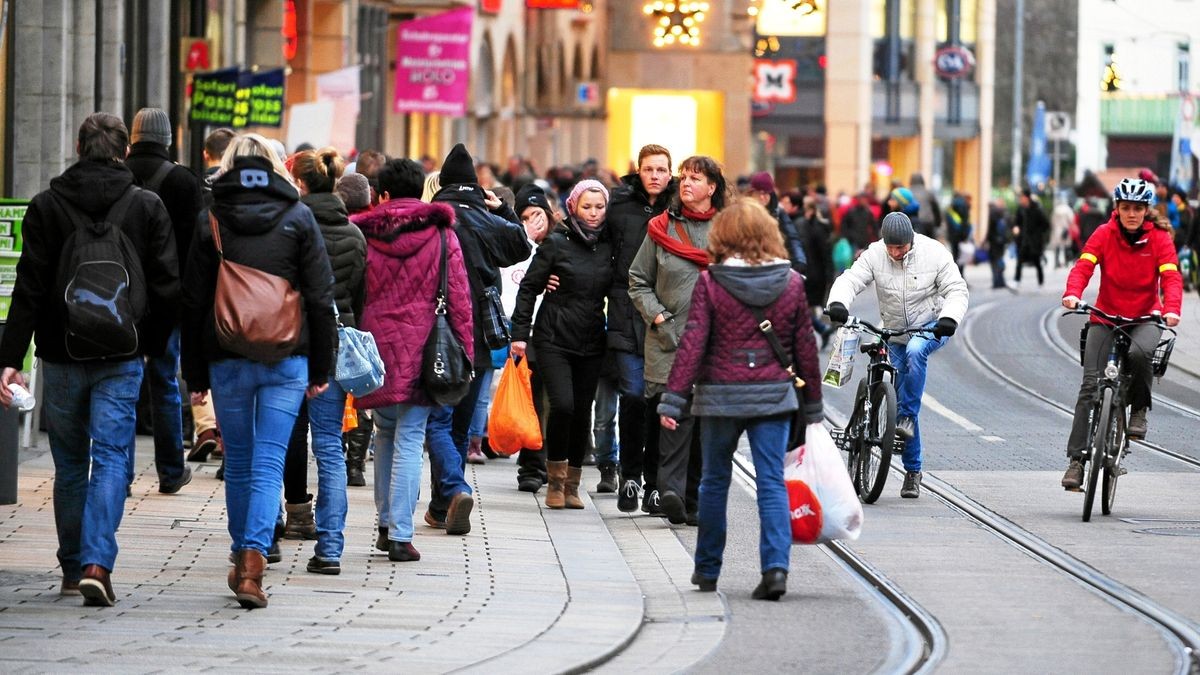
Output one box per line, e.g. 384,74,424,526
567,214,604,246
647,206,716,268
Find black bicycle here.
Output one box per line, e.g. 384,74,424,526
1066,302,1176,521
831,317,931,504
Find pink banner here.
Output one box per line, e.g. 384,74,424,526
393,8,473,117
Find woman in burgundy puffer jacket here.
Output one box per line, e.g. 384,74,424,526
658,198,822,602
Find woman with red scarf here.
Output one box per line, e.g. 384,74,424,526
628,156,729,524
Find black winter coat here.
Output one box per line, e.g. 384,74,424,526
181,156,336,391
303,192,366,329
512,222,613,357
0,160,179,367
433,184,532,368
605,172,676,354
126,142,204,273
797,213,834,307
772,203,808,274
1016,201,1050,262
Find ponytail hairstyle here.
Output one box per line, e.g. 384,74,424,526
290,146,346,193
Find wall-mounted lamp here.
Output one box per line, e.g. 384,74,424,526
642,1,710,48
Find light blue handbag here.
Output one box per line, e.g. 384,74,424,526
334,304,385,397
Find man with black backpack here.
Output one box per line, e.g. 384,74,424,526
126,108,205,492
0,112,180,606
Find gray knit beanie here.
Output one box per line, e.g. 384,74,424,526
131,108,172,147
334,173,371,213
881,212,914,246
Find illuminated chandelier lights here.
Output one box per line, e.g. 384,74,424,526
642,1,710,48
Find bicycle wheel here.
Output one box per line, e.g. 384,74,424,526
846,380,869,493
1082,389,1112,522
1101,405,1127,516
858,381,897,504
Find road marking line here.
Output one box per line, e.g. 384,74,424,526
981,435,1005,442
922,393,984,432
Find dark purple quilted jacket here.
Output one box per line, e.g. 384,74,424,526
351,198,474,409
667,266,822,406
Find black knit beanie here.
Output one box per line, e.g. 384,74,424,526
439,143,477,186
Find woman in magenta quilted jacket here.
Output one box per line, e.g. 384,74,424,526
351,158,473,563
658,198,822,601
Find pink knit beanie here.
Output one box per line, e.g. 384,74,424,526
565,179,609,215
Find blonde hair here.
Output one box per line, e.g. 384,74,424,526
421,171,442,203
707,197,788,265
219,133,294,183
290,147,345,193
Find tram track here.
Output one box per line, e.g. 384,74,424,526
961,299,1200,471
1040,306,1200,421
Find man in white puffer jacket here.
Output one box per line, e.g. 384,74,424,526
825,212,969,498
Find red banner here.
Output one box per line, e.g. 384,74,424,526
527,0,579,8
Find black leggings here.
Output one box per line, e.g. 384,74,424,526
1014,258,1044,286
536,345,603,467
284,398,310,504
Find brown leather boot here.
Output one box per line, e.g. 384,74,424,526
235,550,268,609
227,562,239,593
544,460,567,509
284,496,317,539
564,466,585,509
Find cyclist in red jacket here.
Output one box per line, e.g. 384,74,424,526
1060,178,1183,490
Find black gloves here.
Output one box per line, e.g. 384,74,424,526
933,317,958,338
825,302,848,324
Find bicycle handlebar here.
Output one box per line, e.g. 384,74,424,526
845,315,934,341
1063,301,1166,327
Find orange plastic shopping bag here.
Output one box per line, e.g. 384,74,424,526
487,355,542,456
342,394,358,433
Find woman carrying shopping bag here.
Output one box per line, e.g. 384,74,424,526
657,198,823,601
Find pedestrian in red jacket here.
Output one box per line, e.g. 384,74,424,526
1060,178,1182,490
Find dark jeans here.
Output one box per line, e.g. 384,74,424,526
538,345,603,467
648,392,700,510
1067,323,1160,459
988,245,1007,288
516,364,547,484
284,399,311,504
145,328,186,485
1014,258,1044,286
428,372,486,521
615,351,650,484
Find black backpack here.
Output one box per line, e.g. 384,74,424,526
54,188,148,360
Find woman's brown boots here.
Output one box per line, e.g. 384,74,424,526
545,461,567,509
564,467,585,509
232,550,268,609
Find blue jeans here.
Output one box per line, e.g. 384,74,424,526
43,359,143,576
373,403,434,542
695,415,791,579
308,379,349,560
145,327,185,484
887,328,949,472
429,374,486,520
468,368,495,438
210,357,307,555
426,404,473,502
592,375,619,465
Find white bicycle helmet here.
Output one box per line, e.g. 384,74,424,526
1112,178,1156,205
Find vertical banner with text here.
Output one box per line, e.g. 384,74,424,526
0,200,28,322
393,7,473,117
236,69,286,128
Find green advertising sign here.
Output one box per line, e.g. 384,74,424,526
235,69,286,128
190,67,240,126
0,199,27,323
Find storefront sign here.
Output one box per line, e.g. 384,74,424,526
190,68,240,126
0,200,27,322
180,38,212,73
236,69,286,128
480,0,503,12
753,59,797,104
394,8,473,117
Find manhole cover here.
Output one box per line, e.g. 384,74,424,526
1132,527,1200,538
1121,518,1200,538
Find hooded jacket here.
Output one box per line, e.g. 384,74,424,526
350,198,473,409
511,221,613,357
606,172,677,354
827,233,969,331
433,184,532,368
0,159,179,368
663,262,822,417
1064,215,1182,321
180,156,336,391
303,191,366,328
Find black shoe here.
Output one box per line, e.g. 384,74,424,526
1061,460,1084,490
752,569,787,601
158,466,193,494
900,471,922,498
686,511,699,527
480,437,499,459
388,541,420,562
659,490,687,525
266,523,284,564
617,480,641,513
642,489,663,516
895,417,915,441
595,462,619,493
346,464,366,487
445,492,474,536
518,475,543,493
215,457,225,481
375,527,388,552
691,571,717,592
306,556,341,575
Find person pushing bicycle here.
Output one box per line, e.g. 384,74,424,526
1060,178,1182,490
825,211,969,498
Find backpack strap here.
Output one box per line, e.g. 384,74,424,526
52,187,137,234
208,213,224,257
143,161,175,194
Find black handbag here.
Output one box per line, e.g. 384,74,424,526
422,228,474,406
749,304,808,450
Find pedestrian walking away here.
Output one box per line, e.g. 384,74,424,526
0,112,180,607
825,211,969,498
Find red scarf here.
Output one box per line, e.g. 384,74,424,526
646,207,716,268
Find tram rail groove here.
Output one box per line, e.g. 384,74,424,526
1041,306,1200,421
960,301,1200,471
731,453,946,675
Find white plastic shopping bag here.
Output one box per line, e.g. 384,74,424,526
821,327,860,388
786,423,864,544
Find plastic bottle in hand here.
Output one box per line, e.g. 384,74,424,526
7,383,35,412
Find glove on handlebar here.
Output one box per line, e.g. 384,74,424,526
825,302,848,324
933,317,958,338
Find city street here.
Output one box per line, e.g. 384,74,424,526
1,264,1197,673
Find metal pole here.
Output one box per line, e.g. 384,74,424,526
1010,0,1024,189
